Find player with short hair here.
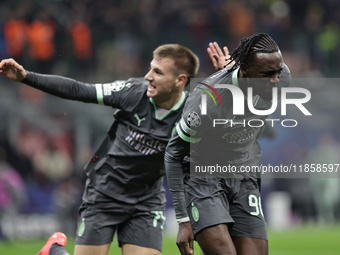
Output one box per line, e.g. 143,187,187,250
165,33,291,255
0,43,200,255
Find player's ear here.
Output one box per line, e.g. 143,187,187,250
176,74,187,87
240,63,248,77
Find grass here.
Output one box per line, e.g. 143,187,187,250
0,225,339,254
267,225,340,255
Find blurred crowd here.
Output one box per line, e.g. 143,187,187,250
0,0,340,79
0,0,340,240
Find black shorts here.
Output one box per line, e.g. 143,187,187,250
75,184,166,251
184,176,267,240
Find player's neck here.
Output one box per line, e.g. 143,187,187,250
237,69,249,95
153,91,183,110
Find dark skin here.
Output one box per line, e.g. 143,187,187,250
177,51,283,255
239,51,284,101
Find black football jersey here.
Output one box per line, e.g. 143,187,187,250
165,64,291,220
176,65,291,175
22,73,188,203
87,78,187,203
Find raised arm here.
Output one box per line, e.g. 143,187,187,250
207,42,234,71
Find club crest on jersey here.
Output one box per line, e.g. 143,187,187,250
187,111,201,127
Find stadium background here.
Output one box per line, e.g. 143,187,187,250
0,0,339,254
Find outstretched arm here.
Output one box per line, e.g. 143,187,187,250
207,42,234,71
0,58,98,103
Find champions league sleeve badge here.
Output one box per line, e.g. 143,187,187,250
103,81,126,95
187,111,201,127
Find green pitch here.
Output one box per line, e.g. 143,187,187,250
0,225,339,254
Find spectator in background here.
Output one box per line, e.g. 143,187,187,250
27,11,56,73
3,7,28,63
34,140,73,182
67,20,92,61
308,133,340,224
66,19,93,75
223,1,256,39
0,146,26,240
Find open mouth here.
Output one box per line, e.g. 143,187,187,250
148,84,156,91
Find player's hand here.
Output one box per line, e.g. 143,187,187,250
207,42,234,71
176,221,194,255
0,58,27,82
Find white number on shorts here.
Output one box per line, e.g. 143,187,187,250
151,211,166,230
248,194,264,217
